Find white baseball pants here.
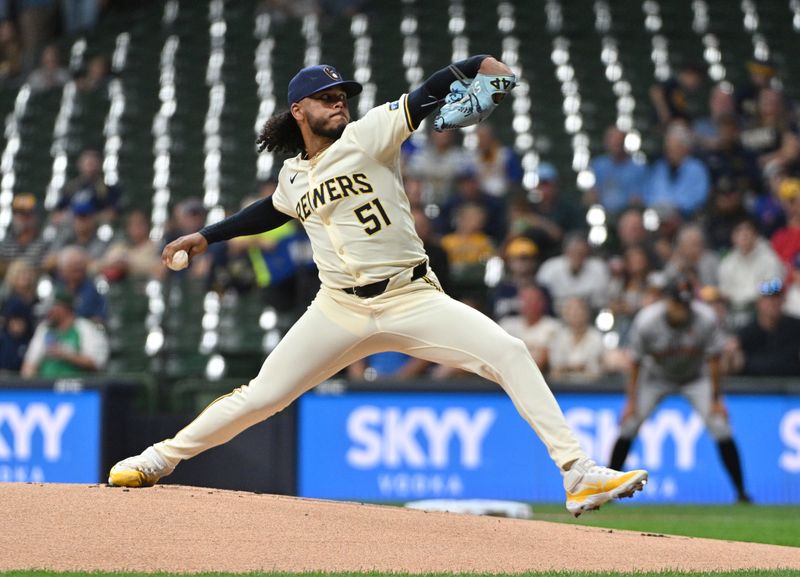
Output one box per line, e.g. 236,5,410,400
155,277,586,470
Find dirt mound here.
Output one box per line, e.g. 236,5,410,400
2,483,798,573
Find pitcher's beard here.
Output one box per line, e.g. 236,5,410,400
309,116,347,141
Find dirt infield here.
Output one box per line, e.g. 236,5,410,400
2,483,799,574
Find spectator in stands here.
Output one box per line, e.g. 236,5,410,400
164,197,213,281
441,203,494,300
783,254,800,319
510,162,583,258
411,206,449,294
0,259,38,371
490,236,540,320
473,123,522,198
703,181,753,252
165,197,207,245
771,177,800,268
727,278,800,376
607,244,656,342
740,87,800,174
736,56,779,123
99,209,161,282
693,84,737,153
0,296,35,372
407,129,470,204
548,296,606,382
536,232,609,313
701,114,762,199
645,123,710,217
499,283,561,373
437,164,506,243
0,193,49,279
606,207,654,259
719,217,784,329
20,287,108,378
616,208,647,249
587,126,647,216
76,53,110,93
61,0,99,34
54,245,106,323
27,43,70,93
665,224,719,288
649,63,705,126
0,20,21,85
755,164,789,238
46,198,111,273
698,284,734,332
55,149,121,223
0,258,37,309
650,203,683,266
18,0,55,73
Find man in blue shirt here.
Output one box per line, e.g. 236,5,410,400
645,124,710,217
589,126,647,216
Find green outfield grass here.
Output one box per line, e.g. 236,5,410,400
528,503,800,547
0,570,797,577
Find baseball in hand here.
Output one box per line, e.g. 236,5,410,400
168,249,189,271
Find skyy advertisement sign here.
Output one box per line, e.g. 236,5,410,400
298,391,800,503
0,389,101,483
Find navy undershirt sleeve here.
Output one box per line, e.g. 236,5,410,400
405,54,489,129
199,196,293,244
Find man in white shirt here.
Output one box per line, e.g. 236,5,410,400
536,232,610,313
718,217,784,327
500,284,562,373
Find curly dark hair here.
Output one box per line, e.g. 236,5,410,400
256,110,305,155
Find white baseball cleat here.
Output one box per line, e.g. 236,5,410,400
563,458,648,517
108,446,174,488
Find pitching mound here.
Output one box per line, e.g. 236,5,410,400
2,483,799,574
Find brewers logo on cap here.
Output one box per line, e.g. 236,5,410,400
323,66,340,80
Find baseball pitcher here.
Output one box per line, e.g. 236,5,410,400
608,276,750,502
110,55,648,516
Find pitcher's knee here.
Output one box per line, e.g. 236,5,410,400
244,379,297,419
481,335,541,383
495,335,530,364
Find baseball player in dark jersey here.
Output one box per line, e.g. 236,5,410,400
608,276,750,502
109,54,648,516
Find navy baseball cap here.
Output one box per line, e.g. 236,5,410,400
287,65,362,106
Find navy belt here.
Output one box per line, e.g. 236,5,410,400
342,262,428,298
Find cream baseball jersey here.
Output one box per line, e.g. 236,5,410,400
271,94,427,289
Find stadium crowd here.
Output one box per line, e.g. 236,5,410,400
0,5,799,383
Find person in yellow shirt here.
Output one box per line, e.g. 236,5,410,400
441,203,495,267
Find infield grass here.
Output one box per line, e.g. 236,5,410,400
528,503,800,547
0,569,797,577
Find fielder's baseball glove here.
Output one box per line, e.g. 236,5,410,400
434,71,516,131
